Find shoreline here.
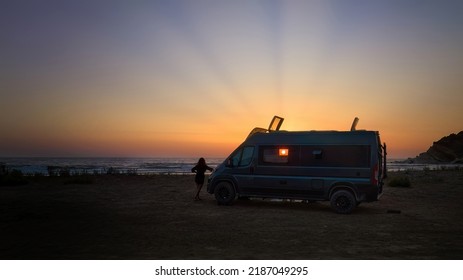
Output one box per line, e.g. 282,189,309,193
2,158,463,176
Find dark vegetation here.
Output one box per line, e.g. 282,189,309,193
1,162,139,186
0,168,29,186
388,175,412,188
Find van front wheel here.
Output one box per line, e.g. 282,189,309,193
330,190,356,214
214,182,236,205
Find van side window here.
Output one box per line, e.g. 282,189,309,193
301,145,370,167
263,148,289,164
231,146,254,167
259,146,299,165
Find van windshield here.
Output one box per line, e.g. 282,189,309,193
230,146,254,167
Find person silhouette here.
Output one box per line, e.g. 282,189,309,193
191,157,213,201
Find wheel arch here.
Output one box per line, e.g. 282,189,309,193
328,183,358,201
210,176,238,194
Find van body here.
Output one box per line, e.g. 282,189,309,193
207,116,387,214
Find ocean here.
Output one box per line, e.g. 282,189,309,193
1,157,461,176
0,157,225,176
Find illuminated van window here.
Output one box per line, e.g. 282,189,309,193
279,148,289,157
262,148,289,164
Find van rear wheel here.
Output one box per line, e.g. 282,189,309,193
330,190,356,214
214,182,236,205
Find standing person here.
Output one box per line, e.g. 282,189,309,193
191,157,213,201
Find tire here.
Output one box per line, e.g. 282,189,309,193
330,190,356,214
214,182,236,205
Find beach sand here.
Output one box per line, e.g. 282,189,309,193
1,170,462,259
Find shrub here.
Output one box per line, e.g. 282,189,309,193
106,167,120,175
388,176,411,188
47,166,59,176
0,169,29,186
59,168,71,177
126,168,138,176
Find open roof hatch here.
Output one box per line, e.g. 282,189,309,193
268,115,284,132
247,115,284,138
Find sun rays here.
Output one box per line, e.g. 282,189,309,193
1,1,462,158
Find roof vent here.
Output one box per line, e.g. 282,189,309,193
350,117,359,131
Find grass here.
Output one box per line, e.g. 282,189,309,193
388,175,412,188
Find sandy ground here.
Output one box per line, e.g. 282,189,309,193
1,170,462,260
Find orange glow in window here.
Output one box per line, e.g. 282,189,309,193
279,148,289,156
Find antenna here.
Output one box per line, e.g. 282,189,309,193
350,117,359,131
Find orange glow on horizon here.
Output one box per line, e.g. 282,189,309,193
0,106,457,159
1,2,462,159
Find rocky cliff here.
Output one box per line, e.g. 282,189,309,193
412,131,463,164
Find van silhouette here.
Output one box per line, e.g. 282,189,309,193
207,116,387,214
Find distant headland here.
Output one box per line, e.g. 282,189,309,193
407,131,463,164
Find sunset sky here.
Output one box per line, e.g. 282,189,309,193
1,0,462,158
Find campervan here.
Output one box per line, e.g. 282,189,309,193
207,116,387,214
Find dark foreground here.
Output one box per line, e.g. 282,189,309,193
1,170,462,259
